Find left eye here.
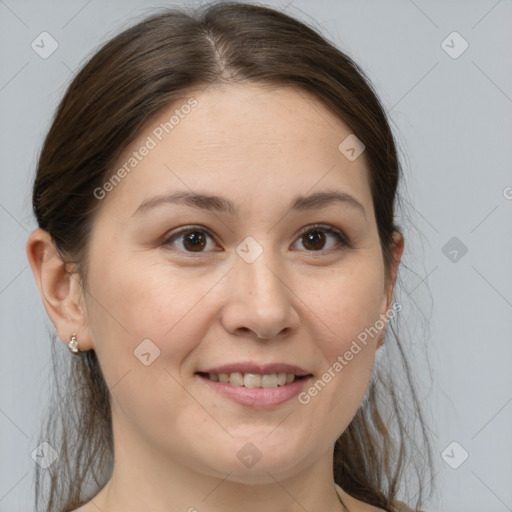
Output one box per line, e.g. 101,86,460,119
292,224,348,252
163,224,348,254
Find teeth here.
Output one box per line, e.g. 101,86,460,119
205,372,297,388
244,373,261,388
261,374,278,388
230,372,244,387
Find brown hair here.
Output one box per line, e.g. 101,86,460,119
31,2,434,511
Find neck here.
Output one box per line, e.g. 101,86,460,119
91,414,345,512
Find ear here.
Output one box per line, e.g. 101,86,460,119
26,228,94,351
376,230,404,348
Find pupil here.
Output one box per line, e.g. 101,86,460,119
181,230,327,252
304,231,325,250
184,231,206,252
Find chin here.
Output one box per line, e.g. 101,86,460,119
197,439,314,484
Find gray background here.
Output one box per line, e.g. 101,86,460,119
1,0,511,511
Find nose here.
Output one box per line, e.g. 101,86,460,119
220,246,300,341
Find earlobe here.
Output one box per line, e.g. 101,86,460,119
26,228,93,351
384,230,404,310
376,331,385,349
378,230,405,349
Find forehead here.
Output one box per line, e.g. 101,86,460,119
95,83,372,220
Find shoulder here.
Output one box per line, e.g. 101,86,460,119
334,483,420,512
67,505,89,512
392,501,422,512
334,483,385,511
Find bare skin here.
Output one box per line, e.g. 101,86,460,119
27,83,403,512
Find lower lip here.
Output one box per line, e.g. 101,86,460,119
197,374,312,407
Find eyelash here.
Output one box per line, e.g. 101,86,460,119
162,223,351,256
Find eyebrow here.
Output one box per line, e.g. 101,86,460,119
131,190,366,220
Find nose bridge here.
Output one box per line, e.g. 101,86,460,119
235,235,285,303
221,235,298,339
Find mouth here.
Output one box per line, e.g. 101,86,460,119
195,365,313,407
196,371,310,388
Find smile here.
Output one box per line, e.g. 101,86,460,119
196,371,312,407
198,371,301,388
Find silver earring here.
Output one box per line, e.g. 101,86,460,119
68,333,81,354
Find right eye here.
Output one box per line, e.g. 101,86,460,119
162,226,220,254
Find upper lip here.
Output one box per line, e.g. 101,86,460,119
197,363,312,377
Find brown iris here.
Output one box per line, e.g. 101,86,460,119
302,230,326,251
183,231,208,252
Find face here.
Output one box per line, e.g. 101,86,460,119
80,83,399,484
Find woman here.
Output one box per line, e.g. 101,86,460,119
26,2,433,511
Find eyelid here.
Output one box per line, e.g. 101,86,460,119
162,224,219,255
294,223,351,247
162,223,351,254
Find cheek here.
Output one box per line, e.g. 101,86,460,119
298,253,386,421
83,254,220,381
82,255,210,432
311,254,386,353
